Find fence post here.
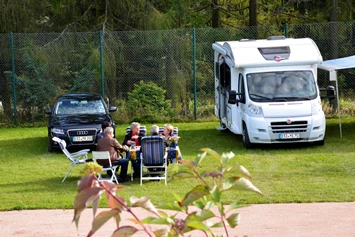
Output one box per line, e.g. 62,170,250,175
10,32,17,125
99,31,105,98
284,23,289,38
192,28,197,120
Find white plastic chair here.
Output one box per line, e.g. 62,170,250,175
140,136,168,185
52,137,89,182
92,151,119,183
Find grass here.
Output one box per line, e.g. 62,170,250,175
0,119,355,211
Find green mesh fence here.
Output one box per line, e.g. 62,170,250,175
1,21,355,126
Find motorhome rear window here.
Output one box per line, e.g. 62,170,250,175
258,47,290,60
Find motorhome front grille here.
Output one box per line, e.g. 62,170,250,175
271,121,308,133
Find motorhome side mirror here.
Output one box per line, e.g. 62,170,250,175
320,85,335,101
44,108,51,114
326,85,335,99
228,90,237,104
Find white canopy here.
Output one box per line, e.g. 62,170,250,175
318,55,355,138
318,55,355,71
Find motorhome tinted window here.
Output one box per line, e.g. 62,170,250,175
247,71,317,102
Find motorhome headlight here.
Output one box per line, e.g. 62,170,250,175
248,103,263,116
311,100,322,115
51,128,65,134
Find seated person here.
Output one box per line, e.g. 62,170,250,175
123,122,145,147
97,121,111,141
96,127,129,182
150,124,160,137
162,123,174,147
163,123,182,163
123,122,145,178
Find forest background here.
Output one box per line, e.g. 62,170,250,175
0,0,354,126
1,0,352,32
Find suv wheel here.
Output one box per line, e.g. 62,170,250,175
48,136,53,152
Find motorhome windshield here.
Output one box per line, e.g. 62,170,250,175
247,71,317,102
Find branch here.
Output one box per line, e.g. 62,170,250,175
44,4,93,47
102,0,109,37
277,0,312,14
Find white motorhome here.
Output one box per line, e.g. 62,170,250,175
212,36,331,148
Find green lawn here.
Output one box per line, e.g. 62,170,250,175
0,119,354,211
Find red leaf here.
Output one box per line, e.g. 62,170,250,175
77,175,97,192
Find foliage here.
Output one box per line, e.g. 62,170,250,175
81,162,103,176
126,81,175,121
15,52,56,121
74,148,262,236
69,68,98,93
168,136,180,146
1,0,351,34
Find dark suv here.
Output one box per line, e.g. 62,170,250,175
45,93,117,152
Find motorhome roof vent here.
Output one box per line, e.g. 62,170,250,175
267,36,286,40
258,46,290,61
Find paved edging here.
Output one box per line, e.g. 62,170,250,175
1,202,355,236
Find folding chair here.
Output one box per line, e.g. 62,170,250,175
140,136,168,185
92,151,119,183
126,125,146,180
52,137,89,182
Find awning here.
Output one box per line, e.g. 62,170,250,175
318,55,355,71
318,55,355,138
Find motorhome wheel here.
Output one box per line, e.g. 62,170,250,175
314,139,325,146
242,124,253,149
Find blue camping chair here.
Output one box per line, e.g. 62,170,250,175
140,136,167,185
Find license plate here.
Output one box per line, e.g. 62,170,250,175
279,133,300,139
72,136,93,142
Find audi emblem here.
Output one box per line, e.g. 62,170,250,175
287,119,292,125
77,131,88,135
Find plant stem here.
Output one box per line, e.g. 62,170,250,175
100,182,155,237
218,203,230,237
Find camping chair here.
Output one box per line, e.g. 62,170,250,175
126,125,146,180
159,127,178,136
140,136,168,185
52,137,89,182
92,151,119,183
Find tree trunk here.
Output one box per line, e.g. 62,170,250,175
211,0,219,28
249,0,257,27
330,0,339,58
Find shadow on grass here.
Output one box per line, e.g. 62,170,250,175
0,136,48,156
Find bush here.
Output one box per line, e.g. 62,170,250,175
126,81,175,121
73,148,263,236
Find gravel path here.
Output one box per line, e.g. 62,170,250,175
1,202,355,237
